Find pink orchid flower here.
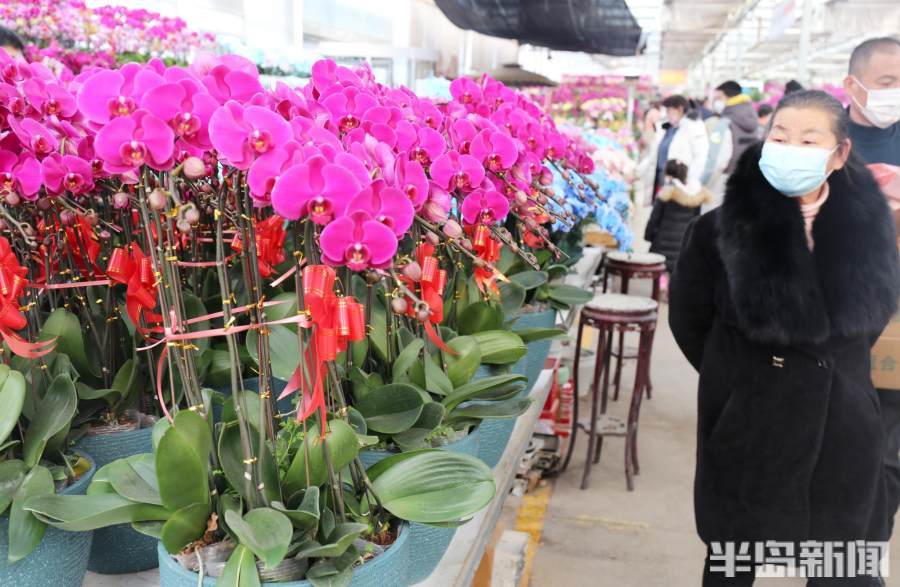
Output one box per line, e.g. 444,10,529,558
310,59,362,97
7,115,59,158
421,181,452,223
430,150,485,192
345,180,414,237
202,63,264,105
394,157,428,210
395,122,445,167
450,78,482,108
23,79,78,119
469,129,518,172
320,209,397,271
208,101,293,170
94,110,175,173
461,188,510,225
320,86,379,134
449,118,478,153
41,154,95,195
0,151,43,201
247,141,305,202
270,155,362,223
76,64,161,125
141,78,219,150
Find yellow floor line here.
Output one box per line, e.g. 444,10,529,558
515,482,554,587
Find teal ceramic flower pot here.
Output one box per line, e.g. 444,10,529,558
0,452,96,587
358,429,480,582
514,308,557,395
76,424,157,574
157,522,410,586
471,366,516,467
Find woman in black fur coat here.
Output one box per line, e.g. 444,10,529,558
669,90,900,585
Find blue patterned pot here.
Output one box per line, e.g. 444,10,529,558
0,452,96,587
157,522,410,586
476,419,515,468
358,429,479,582
513,308,557,395
76,424,157,574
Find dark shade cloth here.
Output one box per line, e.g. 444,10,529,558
669,144,899,548
434,0,644,56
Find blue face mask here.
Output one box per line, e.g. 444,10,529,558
758,142,836,197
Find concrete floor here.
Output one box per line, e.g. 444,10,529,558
530,296,900,587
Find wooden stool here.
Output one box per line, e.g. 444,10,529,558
561,294,658,491
602,251,665,402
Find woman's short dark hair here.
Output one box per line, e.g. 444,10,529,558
773,89,849,143
716,81,742,98
757,103,773,117
662,95,688,112
664,159,688,184
0,26,24,52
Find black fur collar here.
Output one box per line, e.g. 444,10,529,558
717,143,900,346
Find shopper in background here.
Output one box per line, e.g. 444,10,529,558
713,80,760,173
644,159,710,286
844,36,900,165
670,90,899,585
784,79,805,95
843,37,900,555
0,26,25,61
756,103,773,138
653,95,709,200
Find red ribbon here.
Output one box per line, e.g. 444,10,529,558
65,216,102,278
0,237,55,358
400,244,456,354
230,216,287,279
279,265,365,431
107,244,163,335
468,225,502,294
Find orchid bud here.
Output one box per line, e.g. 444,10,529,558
460,238,472,250
112,191,129,209
85,211,98,226
442,219,462,239
4,192,20,206
182,203,200,224
425,231,440,246
200,183,213,194
403,262,422,282
99,230,112,241
59,210,75,227
182,156,206,179
148,188,168,211
537,194,548,205
391,297,408,315
416,307,431,322
515,191,528,206
176,219,192,234
36,197,50,210
365,270,382,285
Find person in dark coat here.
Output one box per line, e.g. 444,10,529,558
645,159,711,274
669,90,900,585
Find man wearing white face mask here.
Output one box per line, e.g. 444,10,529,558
845,37,900,165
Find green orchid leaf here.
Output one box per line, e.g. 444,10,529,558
283,420,358,497
545,284,593,307
7,465,53,562
509,271,549,290
513,327,566,344
224,508,293,569
156,410,210,511
110,358,140,405
471,330,527,365
370,451,494,524
393,402,445,450
497,281,527,315
391,339,424,382
23,373,77,468
161,502,211,554
444,336,482,388
40,308,98,378
448,398,532,421
295,523,367,558
441,374,527,411
307,559,354,587
0,459,27,516
271,486,319,531
217,544,261,587
0,366,23,447
424,354,453,397
457,301,504,335
217,421,281,505
247,325,300,381
355,383,424,434
25,492,170,532
107,454,161,505
131,520,164,538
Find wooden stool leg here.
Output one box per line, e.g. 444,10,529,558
582,324,607,490
612,275,631,402
644,325,657,400
560,318,586,473
600,329,614,415
624,327,651,492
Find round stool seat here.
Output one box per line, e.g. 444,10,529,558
587,293,658,315
606,251,666,266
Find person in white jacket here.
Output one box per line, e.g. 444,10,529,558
653,95,710,202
